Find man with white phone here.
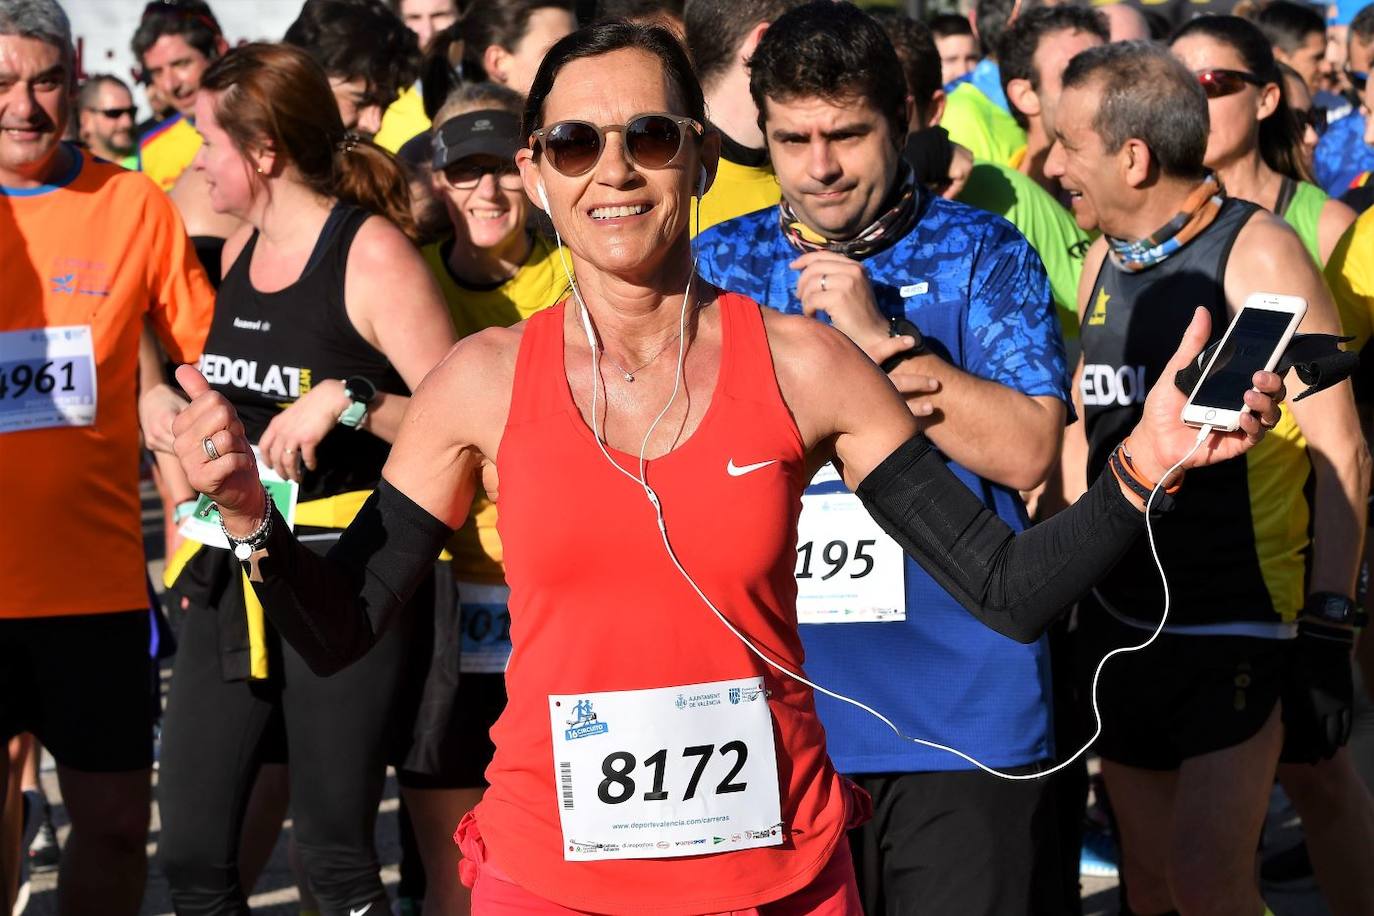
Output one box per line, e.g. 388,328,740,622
1052,43,1371,916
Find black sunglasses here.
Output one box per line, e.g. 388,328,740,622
1346,63,1369,92
86,106,138,120
1196,68,1266,99
140,0,221,35
529,113,702,178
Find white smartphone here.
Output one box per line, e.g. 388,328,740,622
1180,293,1306,431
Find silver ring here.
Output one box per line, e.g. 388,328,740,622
284,447,296,454
202,436,220,461
820,274,829,292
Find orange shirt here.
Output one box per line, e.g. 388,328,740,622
0,145,215,618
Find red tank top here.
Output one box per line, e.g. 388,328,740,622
475,293,851,913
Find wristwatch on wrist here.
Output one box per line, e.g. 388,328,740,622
1303,591,1365,627
338,376,378,429
879,316,927,373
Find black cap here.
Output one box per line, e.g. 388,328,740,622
432,110,522,171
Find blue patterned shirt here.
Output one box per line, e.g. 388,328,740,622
696,194,1070,773
1315,112,1374,195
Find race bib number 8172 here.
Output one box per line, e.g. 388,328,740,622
549,677,783,861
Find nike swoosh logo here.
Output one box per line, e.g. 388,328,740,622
727,458,778,477
349,906,373,916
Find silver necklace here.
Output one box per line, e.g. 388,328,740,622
600,329,684,382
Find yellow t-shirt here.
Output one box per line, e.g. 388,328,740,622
374,84,431,155
138,114,202,192
695,156,781,235
1,147,215,617
422,232,570,582
1326,206,1374,352
940,82,1028,168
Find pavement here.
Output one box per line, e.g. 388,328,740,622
12,481,1336,915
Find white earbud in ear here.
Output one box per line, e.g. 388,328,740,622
697,167,708,198
537,179,550,211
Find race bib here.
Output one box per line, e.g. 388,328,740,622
458,581,512,673
178,450,298,549
0,326,97,434
549,677,782,861
795,464,905,624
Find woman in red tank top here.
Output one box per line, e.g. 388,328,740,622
168,18,1290,916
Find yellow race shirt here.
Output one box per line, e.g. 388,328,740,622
695,155,781,235
374,84,431,154
940,82,1028,168
138,114,202,192
422,232,570,582
1326,206,1374,352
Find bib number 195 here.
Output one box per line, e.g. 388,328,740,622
595,741,748,806
795,538,876,580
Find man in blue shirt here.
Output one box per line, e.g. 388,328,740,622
1314,4,1374,194
696,4,1072,912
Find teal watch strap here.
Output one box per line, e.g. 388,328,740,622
338,400,368,429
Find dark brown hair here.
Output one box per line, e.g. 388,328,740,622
200,43,417,239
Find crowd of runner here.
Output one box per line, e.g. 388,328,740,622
1,0,1372,914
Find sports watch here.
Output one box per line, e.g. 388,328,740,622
1302,591,1366,628
338,376,378,429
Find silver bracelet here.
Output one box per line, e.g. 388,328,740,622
219,485,273,561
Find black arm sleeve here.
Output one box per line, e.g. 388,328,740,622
245,479,454,676
855,434,1148,644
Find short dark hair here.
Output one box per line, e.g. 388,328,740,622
1250,1,1326,53
750,1,909,142
283,0,421,108
999,5,1107,129
131,0,222,63
455,0,576,83
1061,40,1208,180
77,73,131,110
522,21,704,136
1350,2,1374,42
974,0,1018,58
929,12,974,40
684,0,807,88
873,11,942,122
1172,15,1312,181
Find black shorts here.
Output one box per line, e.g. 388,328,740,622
1077,602,1286,771
0,610,157,772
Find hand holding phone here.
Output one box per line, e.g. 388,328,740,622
1180,293,1306,431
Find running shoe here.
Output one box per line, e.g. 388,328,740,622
25,792,59,872
1080,823,1120,879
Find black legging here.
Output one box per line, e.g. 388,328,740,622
157,558,426,916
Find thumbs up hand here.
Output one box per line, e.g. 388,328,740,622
171,364,266,535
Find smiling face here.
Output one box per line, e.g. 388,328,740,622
763,92,900,242
1170,33,1274,170
517,48,711,282
141,33,211,117
190,90,258,217
436,153,528,251
328,75,386,137
0,35,70,185
1044,83,1121,233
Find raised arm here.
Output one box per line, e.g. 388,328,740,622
170,328,515,674
792,307,1285,644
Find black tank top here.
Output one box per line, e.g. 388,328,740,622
199,204,406,502
1080,197,1311,626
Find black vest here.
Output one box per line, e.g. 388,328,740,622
1080,197,1301,625
200,204,406,502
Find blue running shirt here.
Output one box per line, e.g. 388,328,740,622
696,193,1070,772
